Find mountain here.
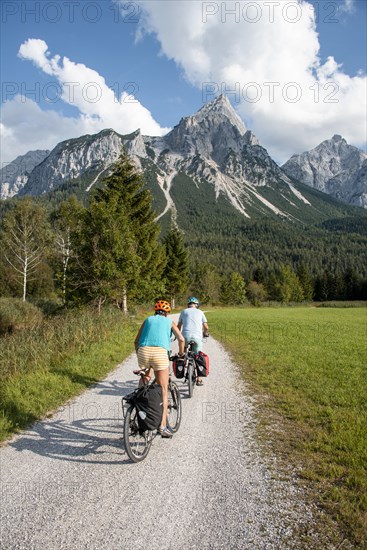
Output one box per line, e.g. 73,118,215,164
282,135,367,208
16,95,341,225
2,96,367,279
0,150,50,199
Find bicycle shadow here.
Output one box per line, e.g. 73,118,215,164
8,377,142,465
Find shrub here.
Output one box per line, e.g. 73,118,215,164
0,298,43,335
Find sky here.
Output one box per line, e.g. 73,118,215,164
1,0,366,166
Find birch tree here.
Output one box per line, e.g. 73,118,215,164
1,199,51,301
50,196,85,305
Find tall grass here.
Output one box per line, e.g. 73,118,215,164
0,307,138,440
208,307,367,547
0,297,43,335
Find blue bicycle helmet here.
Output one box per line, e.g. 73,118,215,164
187,296,199,306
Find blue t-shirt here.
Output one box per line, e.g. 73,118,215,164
138,315,172,352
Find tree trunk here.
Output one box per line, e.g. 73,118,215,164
171,295,175,310
122,287,128,313
23,256,28,302
62,230,71,306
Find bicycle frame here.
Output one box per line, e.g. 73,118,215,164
182,340,197,398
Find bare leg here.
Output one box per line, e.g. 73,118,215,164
155,368,169,428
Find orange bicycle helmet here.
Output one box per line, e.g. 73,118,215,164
154,300,171,313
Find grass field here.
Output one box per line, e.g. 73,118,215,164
0,307,138,442
207,306,367,547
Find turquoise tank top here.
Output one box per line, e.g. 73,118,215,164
138,315,172,352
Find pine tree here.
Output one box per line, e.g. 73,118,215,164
343,266,359,300
252,266,266,284
77,193,140,312
163,226,189,309
77,153,165,311
314,273,328,301
101,153,166,307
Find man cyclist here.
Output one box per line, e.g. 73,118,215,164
134,300,184,438
177,297,209,386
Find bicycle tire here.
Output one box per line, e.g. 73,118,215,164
188,360,195,398
123,404,153,462
167,381,182,433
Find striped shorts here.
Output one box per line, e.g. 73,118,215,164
137,346,169,372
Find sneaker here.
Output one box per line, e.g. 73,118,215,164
158,427,173,438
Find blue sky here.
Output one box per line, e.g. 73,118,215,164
1,0,366,164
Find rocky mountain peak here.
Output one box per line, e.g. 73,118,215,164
164,95,250,162
193,94,247,135
0,150,50,199
282,136,367,208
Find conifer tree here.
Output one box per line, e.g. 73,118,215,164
163,226,189,309
77,153,165,311
314,273,328,301
100,153,166,305
77,191,140,312
343,266,359,300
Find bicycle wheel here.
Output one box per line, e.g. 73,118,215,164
187,359,195,398
124,405,153,462
167,381,182,433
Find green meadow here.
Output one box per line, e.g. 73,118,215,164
0,307,138,441
208,306,367,547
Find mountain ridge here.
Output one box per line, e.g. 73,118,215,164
1,95,366,223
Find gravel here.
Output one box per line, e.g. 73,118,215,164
0,326,340,549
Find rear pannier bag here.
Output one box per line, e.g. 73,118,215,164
195,351,209,377
172,356,185,379
127,384,163,432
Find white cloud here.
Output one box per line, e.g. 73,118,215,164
134,0,366,162
339,0,356,15
1,39,169,163
1,95,95,163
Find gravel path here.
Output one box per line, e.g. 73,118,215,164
0,330,335,549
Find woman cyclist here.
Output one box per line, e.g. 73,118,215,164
134,300,185,438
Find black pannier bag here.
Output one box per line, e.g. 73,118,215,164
172,355,185,379
126,384,163,432
195,351,210,377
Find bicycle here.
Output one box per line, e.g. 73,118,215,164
173,334,209,398
122,368,182,463
172,340,197,398
184,341,198,398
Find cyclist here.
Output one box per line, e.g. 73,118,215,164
134,300,185,438
177,297,209,386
